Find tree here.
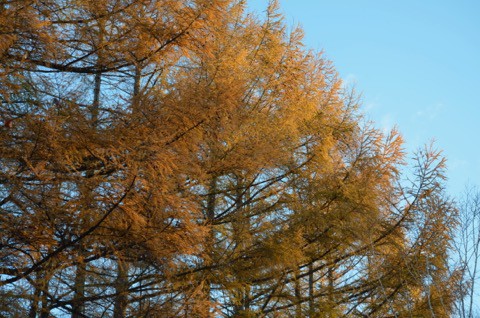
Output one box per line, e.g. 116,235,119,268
453,186,480,318
1,0,460,317
1,0,227,316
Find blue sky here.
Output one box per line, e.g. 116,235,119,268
248,0,480,197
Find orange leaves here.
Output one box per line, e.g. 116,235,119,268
0,1,460,316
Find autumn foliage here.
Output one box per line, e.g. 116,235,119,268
0,0,460,317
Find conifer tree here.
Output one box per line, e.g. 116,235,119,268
0,0,460,317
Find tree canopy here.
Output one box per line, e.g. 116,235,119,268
0,0,460,317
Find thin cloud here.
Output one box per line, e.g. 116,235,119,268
414,102,445,120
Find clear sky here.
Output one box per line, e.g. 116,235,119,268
248,0,480,197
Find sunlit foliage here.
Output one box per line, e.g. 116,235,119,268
0,0,460,317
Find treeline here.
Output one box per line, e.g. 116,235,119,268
0,0,470,317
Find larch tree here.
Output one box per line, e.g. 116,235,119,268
1,0,460,317
1,0,228,316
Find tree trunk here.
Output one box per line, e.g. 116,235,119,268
113,259,129,318
309,262,314,317
294,269,302,318
29,278,42,318
204,176,217,304
71,261,86,318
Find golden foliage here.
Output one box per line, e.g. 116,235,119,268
0,0,460,317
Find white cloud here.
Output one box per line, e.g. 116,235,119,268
380,113,394,133
341,73,358,88
363,102,376,112
449,158,468,170
414,102,445,121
